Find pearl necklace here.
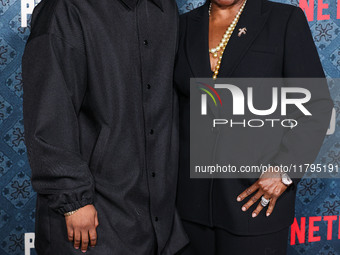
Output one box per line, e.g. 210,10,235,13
209,0,247,79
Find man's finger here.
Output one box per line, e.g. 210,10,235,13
81,230,89,253
89,228,97,247
74,230,81,249
241,190,263,211
237,183,259,202
266,197,277,217
67,226,74,242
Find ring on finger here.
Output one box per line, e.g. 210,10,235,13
261,196,270,207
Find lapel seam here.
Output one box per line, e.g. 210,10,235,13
185,4,210,78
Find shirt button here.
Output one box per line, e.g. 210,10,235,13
151,172,156,177
143,40,148,46
150,129,154,135
155,217,159,222
147,84,151,89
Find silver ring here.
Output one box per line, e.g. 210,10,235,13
261,196,270,207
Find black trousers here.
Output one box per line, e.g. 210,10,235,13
177,220,289,255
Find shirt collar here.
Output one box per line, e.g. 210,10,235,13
120,0,163,11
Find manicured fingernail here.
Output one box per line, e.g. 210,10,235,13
237,197,241,201
242,207,246,211
266,213,270,217
252,213,257,218
75,247,79,249
82,250,86,253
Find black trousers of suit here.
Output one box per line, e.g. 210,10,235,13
177,220,289,255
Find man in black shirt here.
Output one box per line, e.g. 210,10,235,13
22,0,188,254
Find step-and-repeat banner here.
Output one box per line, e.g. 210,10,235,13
0,0,339,254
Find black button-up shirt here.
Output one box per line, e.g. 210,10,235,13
22,0,187,254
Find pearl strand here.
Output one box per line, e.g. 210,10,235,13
209,0,247,79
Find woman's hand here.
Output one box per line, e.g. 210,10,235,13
236,170,288,217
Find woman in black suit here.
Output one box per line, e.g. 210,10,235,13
175,0,333,254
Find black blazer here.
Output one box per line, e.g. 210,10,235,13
175,0,333,235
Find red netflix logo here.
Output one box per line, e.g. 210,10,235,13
290,215,339,245
299,0,340,21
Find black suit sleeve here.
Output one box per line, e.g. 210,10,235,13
271,7,334,184
22,33,94,214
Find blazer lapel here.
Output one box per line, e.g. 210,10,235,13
185,2,221,116
186,0,271,118
186,1,211,78
219,0,271,77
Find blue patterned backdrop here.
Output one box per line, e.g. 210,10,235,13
0,0,339,254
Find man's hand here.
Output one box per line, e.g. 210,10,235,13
237,170,288,217
65,204,99,253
